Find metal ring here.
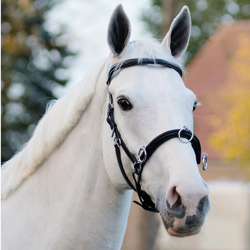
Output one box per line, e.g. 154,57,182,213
178,126,194,143
138,146,147,164
201,153,208,170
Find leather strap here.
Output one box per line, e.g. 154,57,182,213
144,130,201,165
107,58,182,85
114,145,136,191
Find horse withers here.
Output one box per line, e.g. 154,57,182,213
2,4,210,250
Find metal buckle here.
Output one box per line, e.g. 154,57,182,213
133,162,142,175
178,126,194,143
138,146,147,164
107,103,114,110
133,146,147,175
201,153,208,170
114,137,121,147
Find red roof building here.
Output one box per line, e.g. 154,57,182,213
184,20,250,160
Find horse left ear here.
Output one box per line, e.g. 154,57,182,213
107,4,131,56
161,6,191,58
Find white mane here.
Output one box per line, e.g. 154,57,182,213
1,39,183,200
1,58,108,199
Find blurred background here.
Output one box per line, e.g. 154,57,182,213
1,0,250,249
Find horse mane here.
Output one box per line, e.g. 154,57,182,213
1,58,109,199
1,39,183,200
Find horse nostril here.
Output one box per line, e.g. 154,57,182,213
197,195,210,214
172,194,182,208
166,186,182,205
166,195,186,219
197,196,206,211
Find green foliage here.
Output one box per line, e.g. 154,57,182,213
142,0,250,64
1,0,76,162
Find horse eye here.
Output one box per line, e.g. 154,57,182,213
193,101,198,111
117,98,133,111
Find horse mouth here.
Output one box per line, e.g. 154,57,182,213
167,227,201,237
160,213,204,238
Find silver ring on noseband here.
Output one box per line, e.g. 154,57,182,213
201,153,208,170
138,146,147,164
178,126,194,143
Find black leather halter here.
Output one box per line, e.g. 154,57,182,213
106,58,204,213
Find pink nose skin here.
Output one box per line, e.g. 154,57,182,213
166,182,210,219
162,183,210,237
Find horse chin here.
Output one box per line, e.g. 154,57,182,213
167,227,201,237
160,214,203,238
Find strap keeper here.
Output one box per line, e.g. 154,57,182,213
133,162,142,175
114,137,121,147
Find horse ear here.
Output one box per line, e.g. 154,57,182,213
161,6,191,58
107,4,131,56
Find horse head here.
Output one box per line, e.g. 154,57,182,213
103,4,210,237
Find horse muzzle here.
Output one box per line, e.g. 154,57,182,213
160,194,210,237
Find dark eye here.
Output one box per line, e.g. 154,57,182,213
193,101,198,111
117,98,133,111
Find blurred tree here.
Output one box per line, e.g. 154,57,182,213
142,0,250,64
1,0,76,162
209,34,250,173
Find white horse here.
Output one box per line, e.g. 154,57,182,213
2,5,210,250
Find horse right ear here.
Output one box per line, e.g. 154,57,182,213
161,6,191,58
107,4,131,56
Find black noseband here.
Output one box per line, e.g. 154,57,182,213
106,58,205,213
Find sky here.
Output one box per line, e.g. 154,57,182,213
45,0,151,96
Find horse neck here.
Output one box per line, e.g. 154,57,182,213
2,59,132,250
46,73,133,248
